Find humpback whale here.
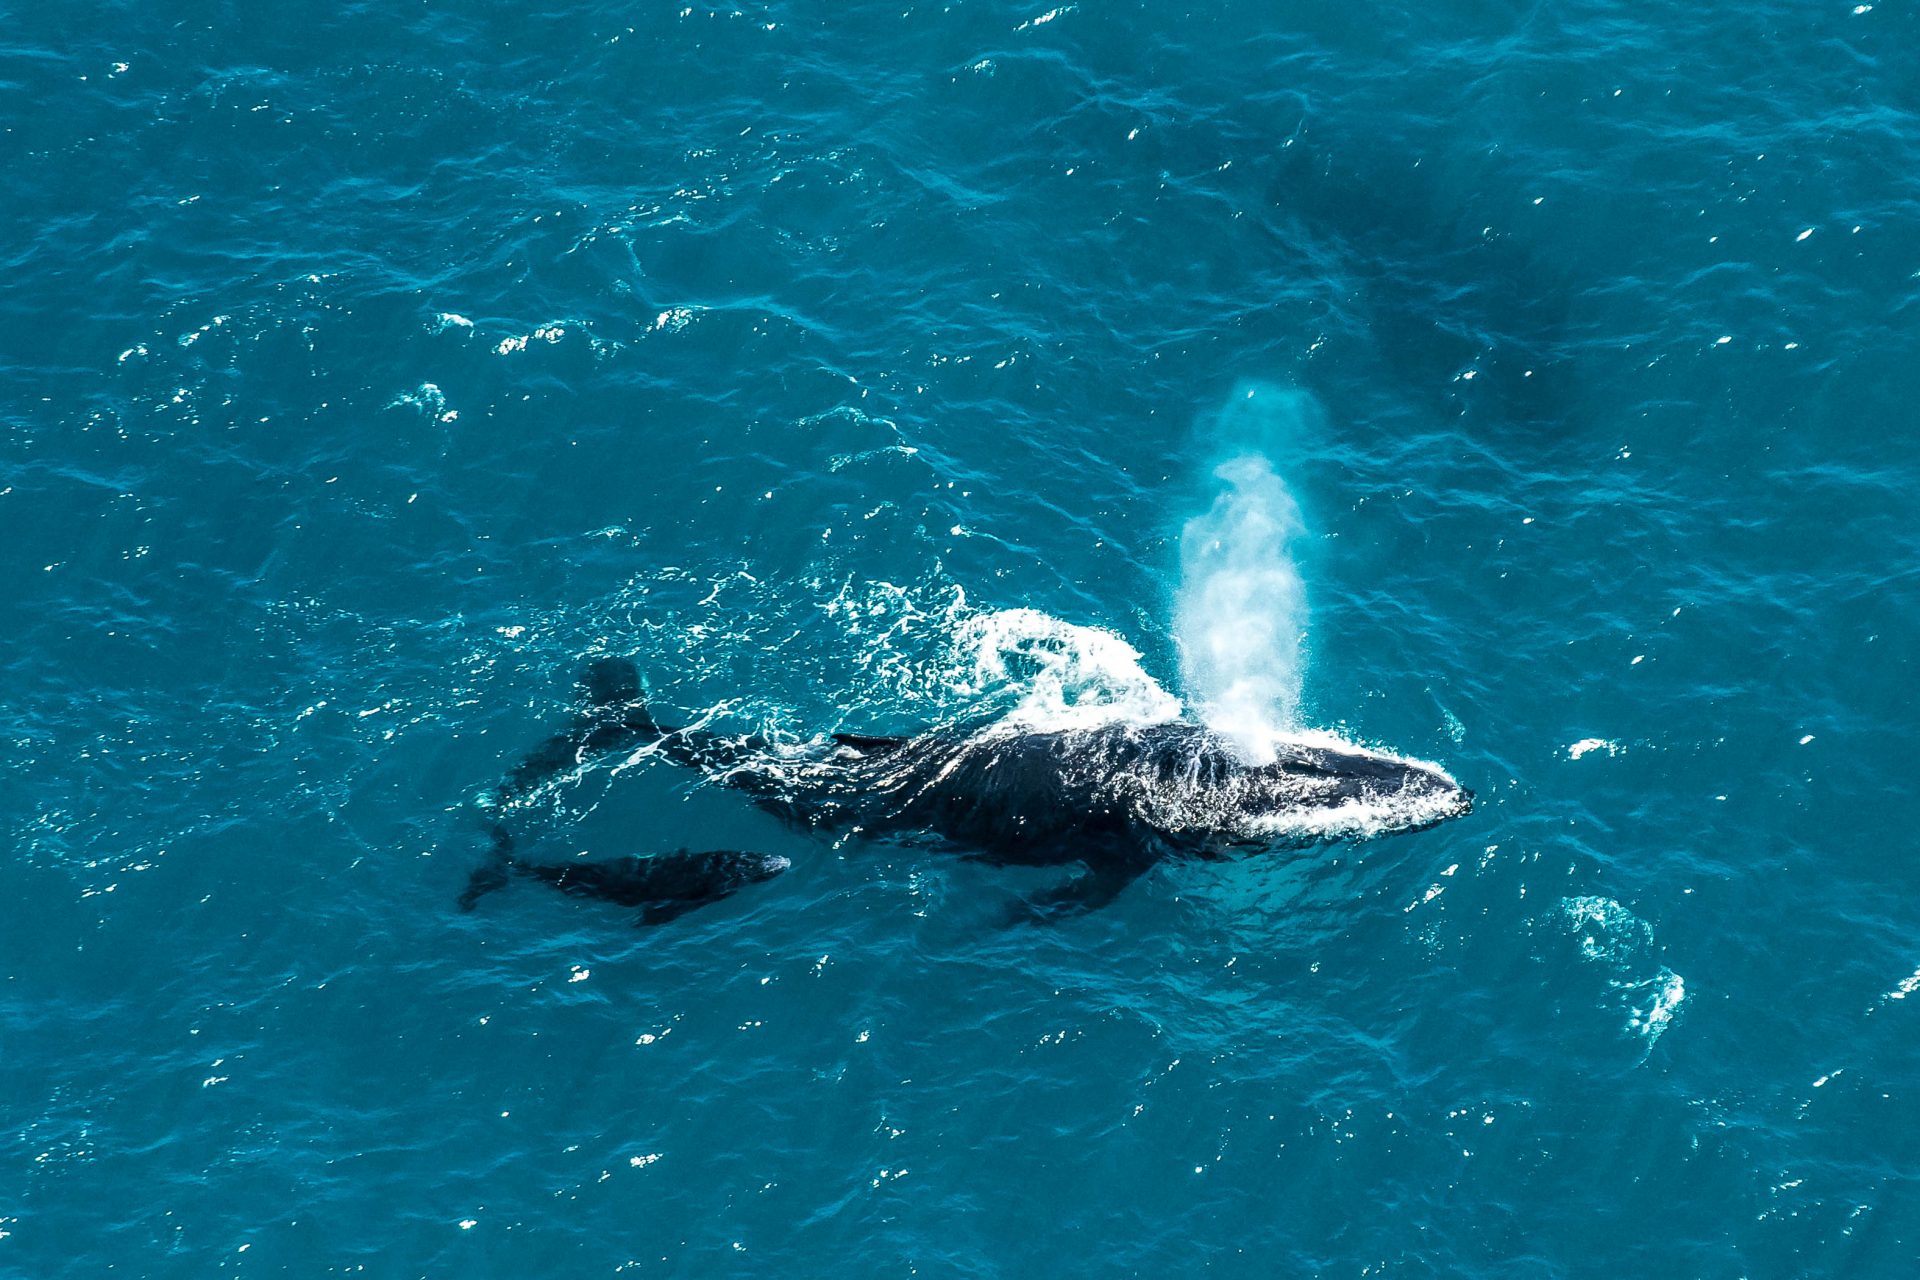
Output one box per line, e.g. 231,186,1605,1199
464,658,1471,919
459,847,790,924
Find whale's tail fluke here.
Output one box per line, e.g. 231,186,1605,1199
464,656,708,918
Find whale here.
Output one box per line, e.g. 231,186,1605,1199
459,847,791,925
464,658,1472,919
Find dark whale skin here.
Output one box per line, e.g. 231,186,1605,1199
466,659,1472,920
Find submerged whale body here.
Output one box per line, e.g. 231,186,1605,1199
465,658,1472,920
460,847,790,925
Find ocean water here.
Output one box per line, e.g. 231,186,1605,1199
6,0,1919,1274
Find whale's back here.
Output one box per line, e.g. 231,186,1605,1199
808,719,1469,856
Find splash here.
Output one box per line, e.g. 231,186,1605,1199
956,608,1181,732
1175,387,1317,763
817,583,1182,734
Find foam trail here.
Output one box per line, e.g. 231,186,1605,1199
1176,388,1316,763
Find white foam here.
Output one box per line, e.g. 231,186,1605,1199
1629,970,1687,1041
653,307,697,333
956,607,1181,733
1565,894,1641,958
1560,895,1687,1049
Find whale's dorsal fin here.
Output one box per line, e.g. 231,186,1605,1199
832,732,907,755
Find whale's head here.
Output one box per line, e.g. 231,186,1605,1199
1125,724,1473,847
721,851,794,885
1251,738,1472,832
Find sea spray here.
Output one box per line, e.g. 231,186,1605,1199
1176,388,1317,762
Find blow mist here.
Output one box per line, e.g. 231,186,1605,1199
1174,386,1319,764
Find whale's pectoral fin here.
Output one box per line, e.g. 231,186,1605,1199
458,863,509,912
831,732,908,756
638,896,716,927
1011,860,1148,923
458,825,517,912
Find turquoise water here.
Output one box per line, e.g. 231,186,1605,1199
7,0,1919,1273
